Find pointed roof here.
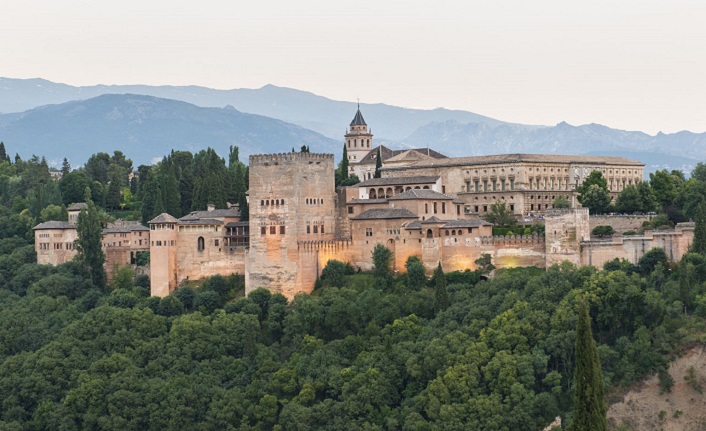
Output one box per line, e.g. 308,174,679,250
350,106,367,127
148,213,178,224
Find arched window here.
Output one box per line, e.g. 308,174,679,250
197,236,205,251
281,199,285,205
370,189,377,199
426,229,433,238
261,200,264,206
452,230,456,235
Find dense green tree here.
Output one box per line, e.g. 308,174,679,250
433,263,448,313
405,256,426,291
591,225,614,237
75,190,107,289
0,142,8,162
553,195,570,209
578,171,611,214
484,201,516,226
615,185,642,213
571,299,607,431
321,259,354,288
371,243,393,289
39,204,67,223
579,184,612,214
636,181,659,213
161,165,181,217
374,147,382,178
650,169,681,208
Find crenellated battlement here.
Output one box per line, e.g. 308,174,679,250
249,152,334,166
479,234,544,245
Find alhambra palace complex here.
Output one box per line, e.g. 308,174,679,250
34,108,695,298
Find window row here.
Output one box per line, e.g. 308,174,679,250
261,199,284,206
261,225,286,235
466,179,515,192
306,198,324,205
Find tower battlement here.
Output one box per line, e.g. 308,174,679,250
249,153,334,166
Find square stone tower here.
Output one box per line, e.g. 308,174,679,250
246,152,336,298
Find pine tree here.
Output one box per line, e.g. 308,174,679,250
433,263,448,313
61,158,71,175
75,188,107,289
374,147,382,178
571,299,607,431
692,203,706,254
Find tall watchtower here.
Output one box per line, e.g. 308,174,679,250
345,104,373,171
246,152,336,298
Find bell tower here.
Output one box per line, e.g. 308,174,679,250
344,103,373,172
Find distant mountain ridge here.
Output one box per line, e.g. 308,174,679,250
0,78,508,141
0,93,337,166
1,77,705,174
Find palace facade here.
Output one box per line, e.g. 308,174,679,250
34,107,691,299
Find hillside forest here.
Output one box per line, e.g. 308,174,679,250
2,141,706,429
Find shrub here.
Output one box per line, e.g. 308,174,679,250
592,225,614,237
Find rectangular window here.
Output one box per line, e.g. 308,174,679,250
313,225,318,233
280,226,285,234
474,205,479,212
510,179,515,190
483,180,488,192
502,180,506,191
465,181,471,192
483,205,488,212
442,185,446,194
306,225,311,234
270,226,276,234
365,228,372,237
433,202,438,214
261,226,266,235
215,239,219,247
425,203,428,214
348,206,353,214
493,181,497,191
321,225,325,234
442,202,446,213
510,204,515,211
457,205,461,215
474,181,479,192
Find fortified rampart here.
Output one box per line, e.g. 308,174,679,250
581,223,694,268
589,215,653,233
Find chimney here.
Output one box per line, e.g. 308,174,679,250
207,203,215,212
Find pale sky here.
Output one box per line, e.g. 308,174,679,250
2,0,705,134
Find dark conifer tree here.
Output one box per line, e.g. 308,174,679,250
0,142,8,163
340,144,349,181
61,158,71,175
76,188,107,289
374,147,382,178
692,203,706,254
433,263,448,313
571,299,607,431
162,166,181,217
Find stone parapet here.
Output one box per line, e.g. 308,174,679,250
249,153,334,166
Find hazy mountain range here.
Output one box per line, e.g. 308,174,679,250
0,94,337,166
0,77,704,173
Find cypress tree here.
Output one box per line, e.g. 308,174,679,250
692,203,706,254
76,188,107,290
433,263,448,313
340,144,349,181
374,147,382,178
162,167,181,217
0,142,6,162
571,299,607,431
